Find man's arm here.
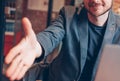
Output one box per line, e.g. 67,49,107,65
36,7,65,56
5,7,66,81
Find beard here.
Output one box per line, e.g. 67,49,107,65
85,1,113,17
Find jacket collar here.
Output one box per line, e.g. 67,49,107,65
101,9,116,46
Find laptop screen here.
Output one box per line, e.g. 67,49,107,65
94,44,120,81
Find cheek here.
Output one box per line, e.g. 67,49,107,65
104,1,112,8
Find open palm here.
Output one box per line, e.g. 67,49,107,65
5,17,42,81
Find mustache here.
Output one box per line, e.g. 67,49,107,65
88,2,103,7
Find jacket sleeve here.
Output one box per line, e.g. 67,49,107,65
36,7,66,57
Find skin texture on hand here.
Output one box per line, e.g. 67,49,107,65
4,17,42,81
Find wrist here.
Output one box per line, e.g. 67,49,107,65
35,41,42,58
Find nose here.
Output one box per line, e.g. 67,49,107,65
91,0,99,2
92,0,98,1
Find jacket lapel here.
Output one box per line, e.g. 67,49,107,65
101,10,116,46
77,8,89,72
92,10,117,81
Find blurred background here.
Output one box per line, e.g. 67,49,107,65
3,0,120,57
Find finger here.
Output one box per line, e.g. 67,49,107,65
5,38,25,64
10,61,23,81
5,47,20,64
6,54,22,77
22,17,34,36
16,65,29,80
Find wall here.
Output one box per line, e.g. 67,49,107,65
113,0,120,15
22,0,73,34
22,0,120,34
4,0,74,56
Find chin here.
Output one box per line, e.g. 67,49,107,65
92,12,104,17
87,5,112,17
89,8,110,17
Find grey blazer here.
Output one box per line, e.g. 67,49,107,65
36,6,120,81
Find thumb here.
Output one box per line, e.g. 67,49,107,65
22,17,34,36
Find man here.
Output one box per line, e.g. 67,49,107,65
5,0,120,81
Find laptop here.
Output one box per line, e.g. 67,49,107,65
94,44,120,81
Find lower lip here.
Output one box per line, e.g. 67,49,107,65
91,5,102,9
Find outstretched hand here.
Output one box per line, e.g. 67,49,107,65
4,17,42,81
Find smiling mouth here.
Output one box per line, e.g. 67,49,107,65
89,3,103,11
89,3,103,8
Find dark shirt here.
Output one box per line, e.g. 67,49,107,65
79,21,106,81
